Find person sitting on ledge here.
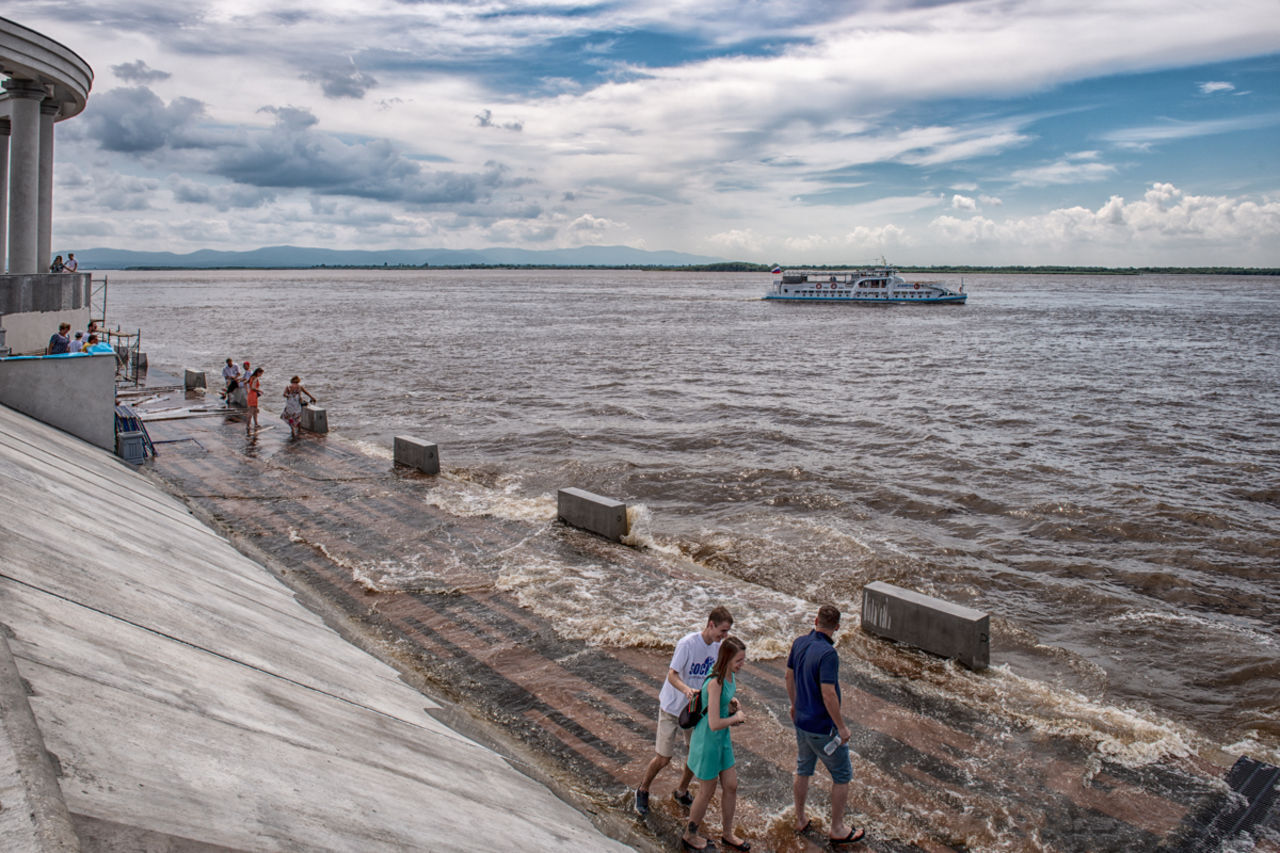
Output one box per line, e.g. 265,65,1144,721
49,255,65,273
64,253,78,273
47,323,71,354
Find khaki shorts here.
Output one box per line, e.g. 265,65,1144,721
655,708,691,759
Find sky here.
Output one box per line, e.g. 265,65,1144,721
17,0,1280,265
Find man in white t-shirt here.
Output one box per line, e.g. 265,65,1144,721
634,605,734,816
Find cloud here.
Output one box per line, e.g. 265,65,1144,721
303,59,379,99
81,87,205,153
475,109,524,132
929,183,1280,262
111,60,171,84
1198,81,1235,94
1104,113,1280,148
212,107,518,210
1010,154,1117,186
567,213,625,243
952,194,978,211
169,176,277,211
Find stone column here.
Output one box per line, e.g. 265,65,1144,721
38,101,59,273
0,117,9,272
3,78,47,274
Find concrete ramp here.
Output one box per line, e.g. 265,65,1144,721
0,403,633,852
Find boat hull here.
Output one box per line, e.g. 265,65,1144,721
763,293,967,304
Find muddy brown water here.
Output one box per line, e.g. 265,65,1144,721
108,268,1279,851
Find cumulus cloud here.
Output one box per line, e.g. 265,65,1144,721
844,223,910,250
475,109,524,132
212,107,516,209
952,194,978,211
567,213,625,243
82,87,205,153
930,183,1280,262
111,60,171,84
706,229,766,253
303,59,379,99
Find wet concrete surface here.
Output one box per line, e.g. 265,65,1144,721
135,387,1238,853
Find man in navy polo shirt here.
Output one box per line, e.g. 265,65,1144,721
786,604,865,845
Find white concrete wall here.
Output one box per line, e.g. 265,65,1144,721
0,354,115,450
2,307,92,354
0,273,92,354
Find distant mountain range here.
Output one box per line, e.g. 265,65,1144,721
66,245,725,269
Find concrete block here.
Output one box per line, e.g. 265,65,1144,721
394,436,439,474
116,431,147,464
301,405,328,434
184,369,206,391
861,581,989,670
557,487,629,542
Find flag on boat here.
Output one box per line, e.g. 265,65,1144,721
770,265,782,274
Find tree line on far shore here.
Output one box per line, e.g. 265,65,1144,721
117,262,1280,275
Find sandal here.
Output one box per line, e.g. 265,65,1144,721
829,826,866,846
796,819,813,834
721,836,752,851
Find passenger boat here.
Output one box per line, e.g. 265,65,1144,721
763,264,966,304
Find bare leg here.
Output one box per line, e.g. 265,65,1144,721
719,767,742,845
638,752,670,792
793,773,810,830
675,762,696,798
829,781,850,839
683,777,716,849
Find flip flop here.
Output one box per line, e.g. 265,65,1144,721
721,836,751,851
829,826,866,846
795,819,813,834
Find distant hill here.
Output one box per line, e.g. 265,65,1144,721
67,245,725,269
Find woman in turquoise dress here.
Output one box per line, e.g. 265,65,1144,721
682,636,750,852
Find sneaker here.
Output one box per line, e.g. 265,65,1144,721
634,789,650,816
673,789,694,808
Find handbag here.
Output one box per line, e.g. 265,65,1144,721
678,691,704,729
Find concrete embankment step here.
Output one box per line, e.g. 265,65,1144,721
0,401,636,852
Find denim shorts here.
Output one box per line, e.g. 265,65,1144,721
795,727,853,784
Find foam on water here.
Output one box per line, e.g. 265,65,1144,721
349,438,393,462
288,526,473,592
495,551,812,658
908,659,1198,771
419,471,557,522
621,504,683,556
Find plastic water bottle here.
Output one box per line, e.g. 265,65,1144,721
823,732,843,755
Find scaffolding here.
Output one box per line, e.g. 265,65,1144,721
108,327,144,387
90,274,108,327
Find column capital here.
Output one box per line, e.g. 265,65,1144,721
2,77,49,100
0,116,10,135
40,101,62,117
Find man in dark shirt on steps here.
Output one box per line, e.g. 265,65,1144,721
786,604,865,846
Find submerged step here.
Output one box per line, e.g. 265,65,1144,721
861,581,990,670
557,487,629,542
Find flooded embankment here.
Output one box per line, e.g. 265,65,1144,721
137,388,1254,853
